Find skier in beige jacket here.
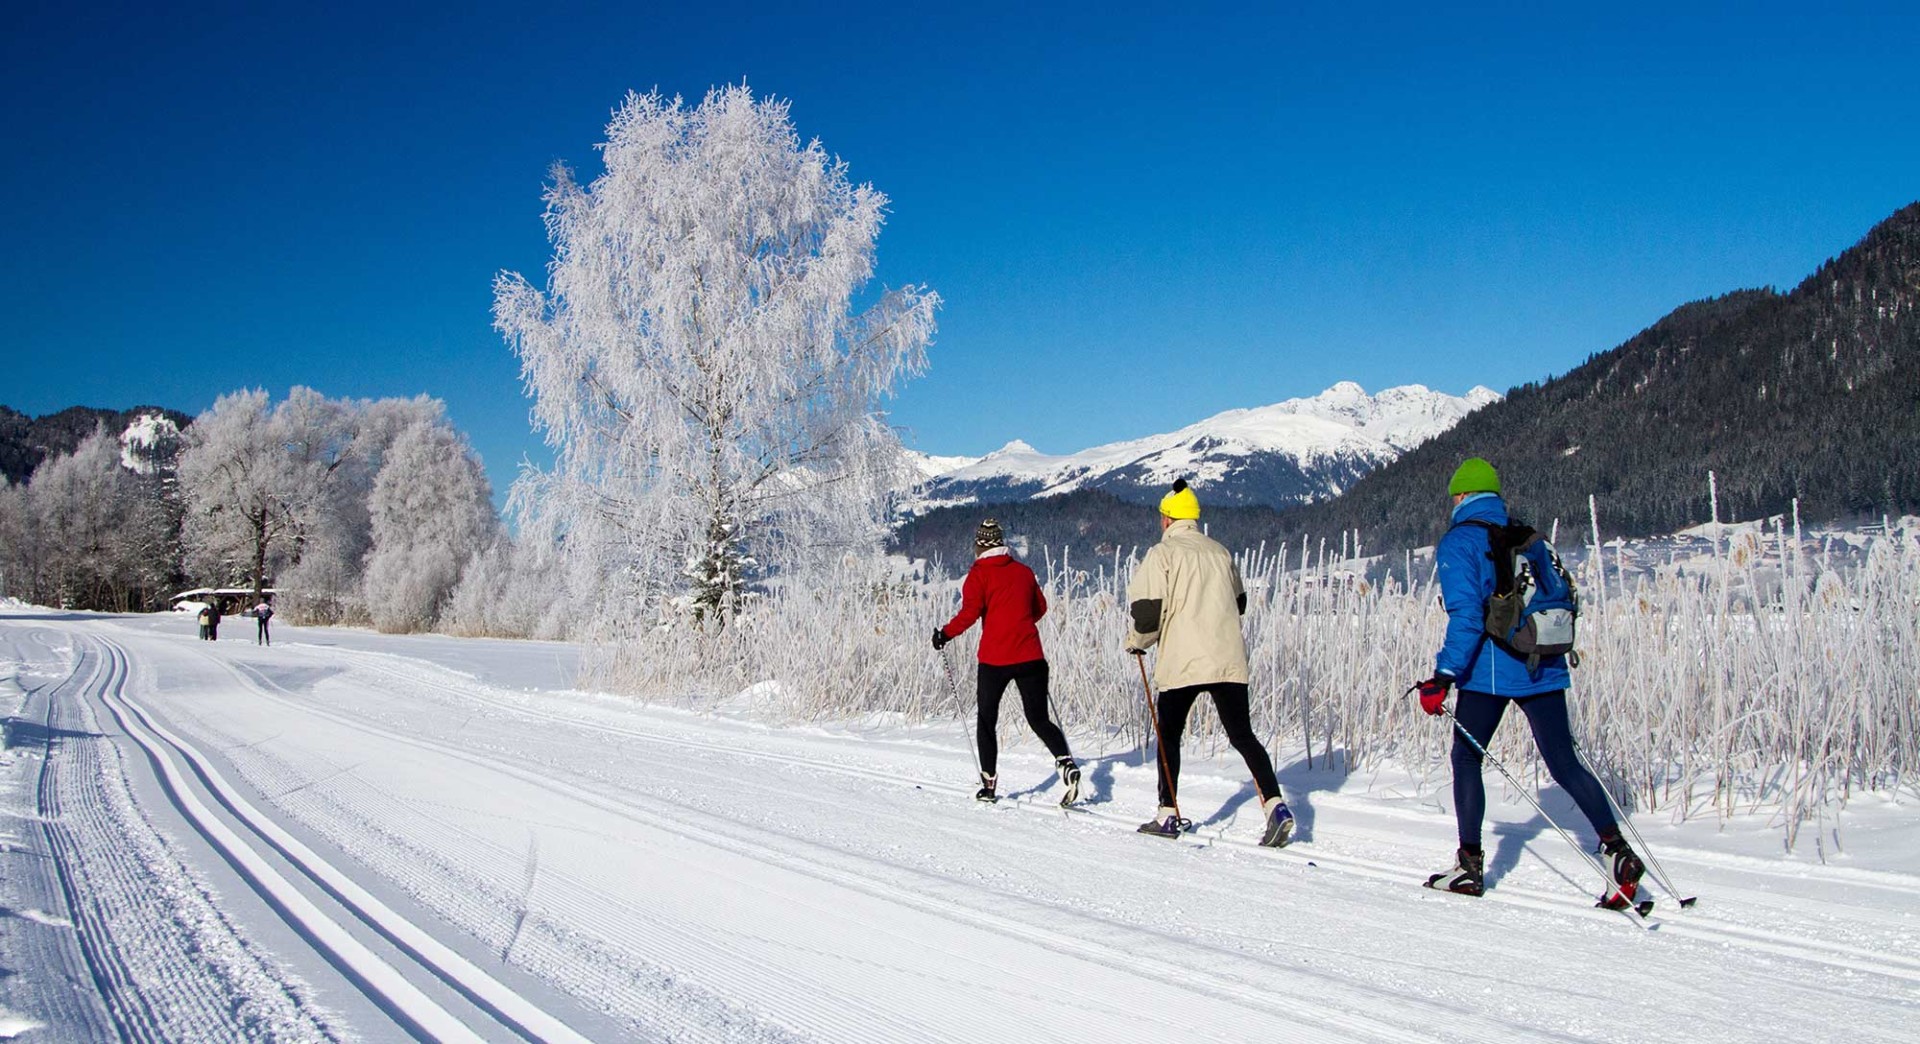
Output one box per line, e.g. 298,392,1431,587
1126,479,1294,846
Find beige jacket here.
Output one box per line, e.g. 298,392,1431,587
1124,519,1250,689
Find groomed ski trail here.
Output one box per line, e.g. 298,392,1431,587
9,613,1920,1043
311,640,1920,982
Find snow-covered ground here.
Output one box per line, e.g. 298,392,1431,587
3,609,1917,1042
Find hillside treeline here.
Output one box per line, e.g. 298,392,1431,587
1273,203,1920,551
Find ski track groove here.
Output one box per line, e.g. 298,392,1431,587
12,629,121,1040
326,646,1920,986
25,630,339,1043
89,631,620,1044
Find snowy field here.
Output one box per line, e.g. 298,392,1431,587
2,609,1917,1042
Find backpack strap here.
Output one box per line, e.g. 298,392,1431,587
1451,519,1515,597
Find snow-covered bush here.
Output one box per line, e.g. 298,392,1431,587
589,515,1920,850
496,84,937,625
440,537,571,640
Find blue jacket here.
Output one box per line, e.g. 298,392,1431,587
1434,493,1569,697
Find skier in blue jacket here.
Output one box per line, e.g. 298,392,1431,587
1417,458,1644,899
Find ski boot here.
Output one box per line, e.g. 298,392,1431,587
1056,757,1082,806
1258,796,1295,848
1596,835,1646,909
1425,846,1486,896
975,773,998,803
1136,806,1191,837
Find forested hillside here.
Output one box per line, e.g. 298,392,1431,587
0,405,192,484
891,488,1292,571
1273,203,1920,551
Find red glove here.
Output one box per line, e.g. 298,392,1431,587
1417,675,1453,716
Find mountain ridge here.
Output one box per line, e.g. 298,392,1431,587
904,381,1499,513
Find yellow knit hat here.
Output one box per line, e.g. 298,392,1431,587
1158,479,1200,520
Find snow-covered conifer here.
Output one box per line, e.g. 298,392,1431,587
495,85,938,624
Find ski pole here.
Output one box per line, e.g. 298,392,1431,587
1137,653,1184,825
939,644,982,777
1574,740,1699,908
1413,686,1652,919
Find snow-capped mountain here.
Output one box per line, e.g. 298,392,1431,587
903,382,1499,513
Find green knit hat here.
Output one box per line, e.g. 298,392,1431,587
1448,457,1501,496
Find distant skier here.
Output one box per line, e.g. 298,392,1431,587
253,600,273,646
1417,457,1644,901
932,519,1081,804
196,604,211,640
207,601,223,641
1126,480,1293,847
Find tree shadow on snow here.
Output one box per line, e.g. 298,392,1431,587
3,716,102,750
0,611,113,623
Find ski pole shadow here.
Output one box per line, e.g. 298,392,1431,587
1487,784,1602,889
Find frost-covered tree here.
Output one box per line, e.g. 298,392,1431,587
495,85,938,623
0,478,43,603
272,392,443,623
25,427,171,609
179,388,483,623
178,389,309,598
362,419,499,632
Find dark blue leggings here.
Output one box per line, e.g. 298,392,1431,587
1450,690,1617,848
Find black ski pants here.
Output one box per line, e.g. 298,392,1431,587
256,617,271,645
1450,689,1618,849
976,659,1071,776
1153,683,1280,809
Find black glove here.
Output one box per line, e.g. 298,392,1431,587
931,626,950,651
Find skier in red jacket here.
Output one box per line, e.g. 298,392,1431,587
933,519,1081,804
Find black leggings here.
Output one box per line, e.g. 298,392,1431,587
1153,683,1279,809
1450,689,1617,848
977,660,1070,776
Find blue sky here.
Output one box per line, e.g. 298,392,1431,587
5,2,1917,504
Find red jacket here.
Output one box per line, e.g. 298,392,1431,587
940,551,1048,666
